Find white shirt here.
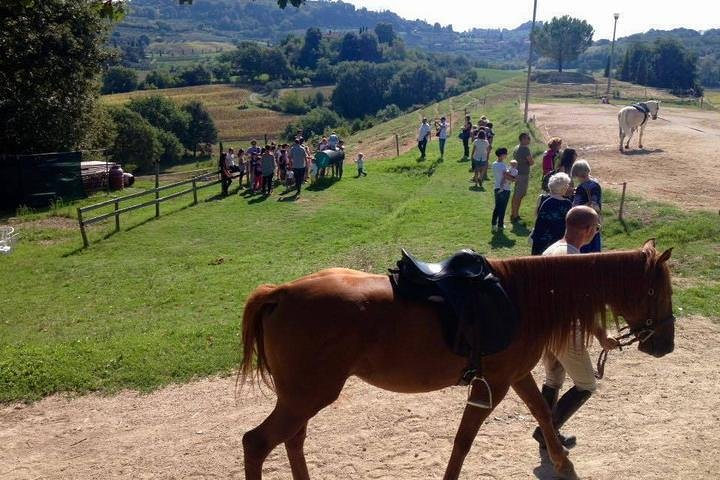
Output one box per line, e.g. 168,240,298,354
328,134,339,148
472,139,489,162
437,121,449,139
227,153,236,166
504,167,518,190
355,157,364,169
418,123,431,141
543,241,580,256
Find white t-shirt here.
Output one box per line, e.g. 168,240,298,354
542,241,580,256
437,121,449,140
355,157,364,169
328,134,339,149
418,123,431,141
472,139,489,162
492,161,509,191
227,153,236,166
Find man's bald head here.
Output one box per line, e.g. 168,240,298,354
566,206,598,232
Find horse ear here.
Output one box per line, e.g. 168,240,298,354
658,248,673,264
642,238,657,252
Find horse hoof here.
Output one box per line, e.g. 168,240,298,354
556,460,580,480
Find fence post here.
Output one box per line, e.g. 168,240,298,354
114,199,120,232
264,133,268,145
395,134,400,158
77,208,89,248
192,178,198,205
155,161,160,218
618,182,627,221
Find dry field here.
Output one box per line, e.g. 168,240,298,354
101,84,298,143
531,102,720,210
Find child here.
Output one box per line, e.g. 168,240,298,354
285,168,295,190
260,146,276,196
355,152,367,177
308,157,318,184
236,148,246,189
505,160,519,190
491,148,515,233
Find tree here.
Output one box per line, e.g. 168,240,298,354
375,23,396,44
183,101,217,157
126,95,190,149
156,129,183,164
385,64,445,109
283,107,341,140
533,15,594,72
338,32,381,62
109,108,162,171
102,67,139,94
619,50,631,81
178,64,212,86
331,62,394,118
1,0,112,154
298,27,323,69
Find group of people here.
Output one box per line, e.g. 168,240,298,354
219,132,368,199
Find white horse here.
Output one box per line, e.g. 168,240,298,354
618,100,661,152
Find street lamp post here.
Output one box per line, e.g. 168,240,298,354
606,13,620,97
523,0,538,123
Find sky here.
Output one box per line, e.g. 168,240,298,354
343,0,720,40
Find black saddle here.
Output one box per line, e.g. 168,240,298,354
632,103,650,126
390,249,519,382
399,248,491,281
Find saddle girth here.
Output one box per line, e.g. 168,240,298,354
632,102,650,126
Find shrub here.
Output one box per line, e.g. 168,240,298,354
109,108,161,171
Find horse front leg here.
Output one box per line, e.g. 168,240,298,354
638,124,646,149
619,127,625,152
443,381,510,480
512,374,578,480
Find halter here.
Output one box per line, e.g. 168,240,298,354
595,287,676,379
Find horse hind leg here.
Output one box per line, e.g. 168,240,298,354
512,374,578,480
443,381,510,480
243,403,310,480
285,423,310,480
243,376,346,479
625,128,636,150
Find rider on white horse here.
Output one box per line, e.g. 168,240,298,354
617,100,661,152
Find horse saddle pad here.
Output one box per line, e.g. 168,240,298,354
390,249,518,357
632,102,650,114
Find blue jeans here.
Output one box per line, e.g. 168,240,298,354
492,189,511,228
439,138,446,157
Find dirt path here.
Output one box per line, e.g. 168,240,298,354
2,316,718,479
530,103,720,210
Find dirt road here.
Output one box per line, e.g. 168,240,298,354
2,316,718,479
531,103,720,210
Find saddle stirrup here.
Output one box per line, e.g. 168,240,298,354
467,376,493,409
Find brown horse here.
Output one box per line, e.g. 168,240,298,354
239,240,675,480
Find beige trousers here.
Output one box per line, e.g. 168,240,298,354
542,330,598,392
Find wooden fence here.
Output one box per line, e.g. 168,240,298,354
77,169,222,247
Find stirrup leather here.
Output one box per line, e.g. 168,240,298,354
466,376,493,409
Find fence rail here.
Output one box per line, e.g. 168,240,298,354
77,169,221,247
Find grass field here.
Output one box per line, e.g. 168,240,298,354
476,68,524,83
101,84,299,145
2,81,719,402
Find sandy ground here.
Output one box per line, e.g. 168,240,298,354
530,103,720,210
2,315,719,479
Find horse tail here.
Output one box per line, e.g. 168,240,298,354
239,284,279,390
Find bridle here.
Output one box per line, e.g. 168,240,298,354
595,287,676,379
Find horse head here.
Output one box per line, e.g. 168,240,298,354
647,100,661,120
615,239,675,357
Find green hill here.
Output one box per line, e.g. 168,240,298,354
1,81,718,402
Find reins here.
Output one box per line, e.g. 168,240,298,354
595,313,676,379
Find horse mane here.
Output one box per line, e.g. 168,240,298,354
489,250,653,353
